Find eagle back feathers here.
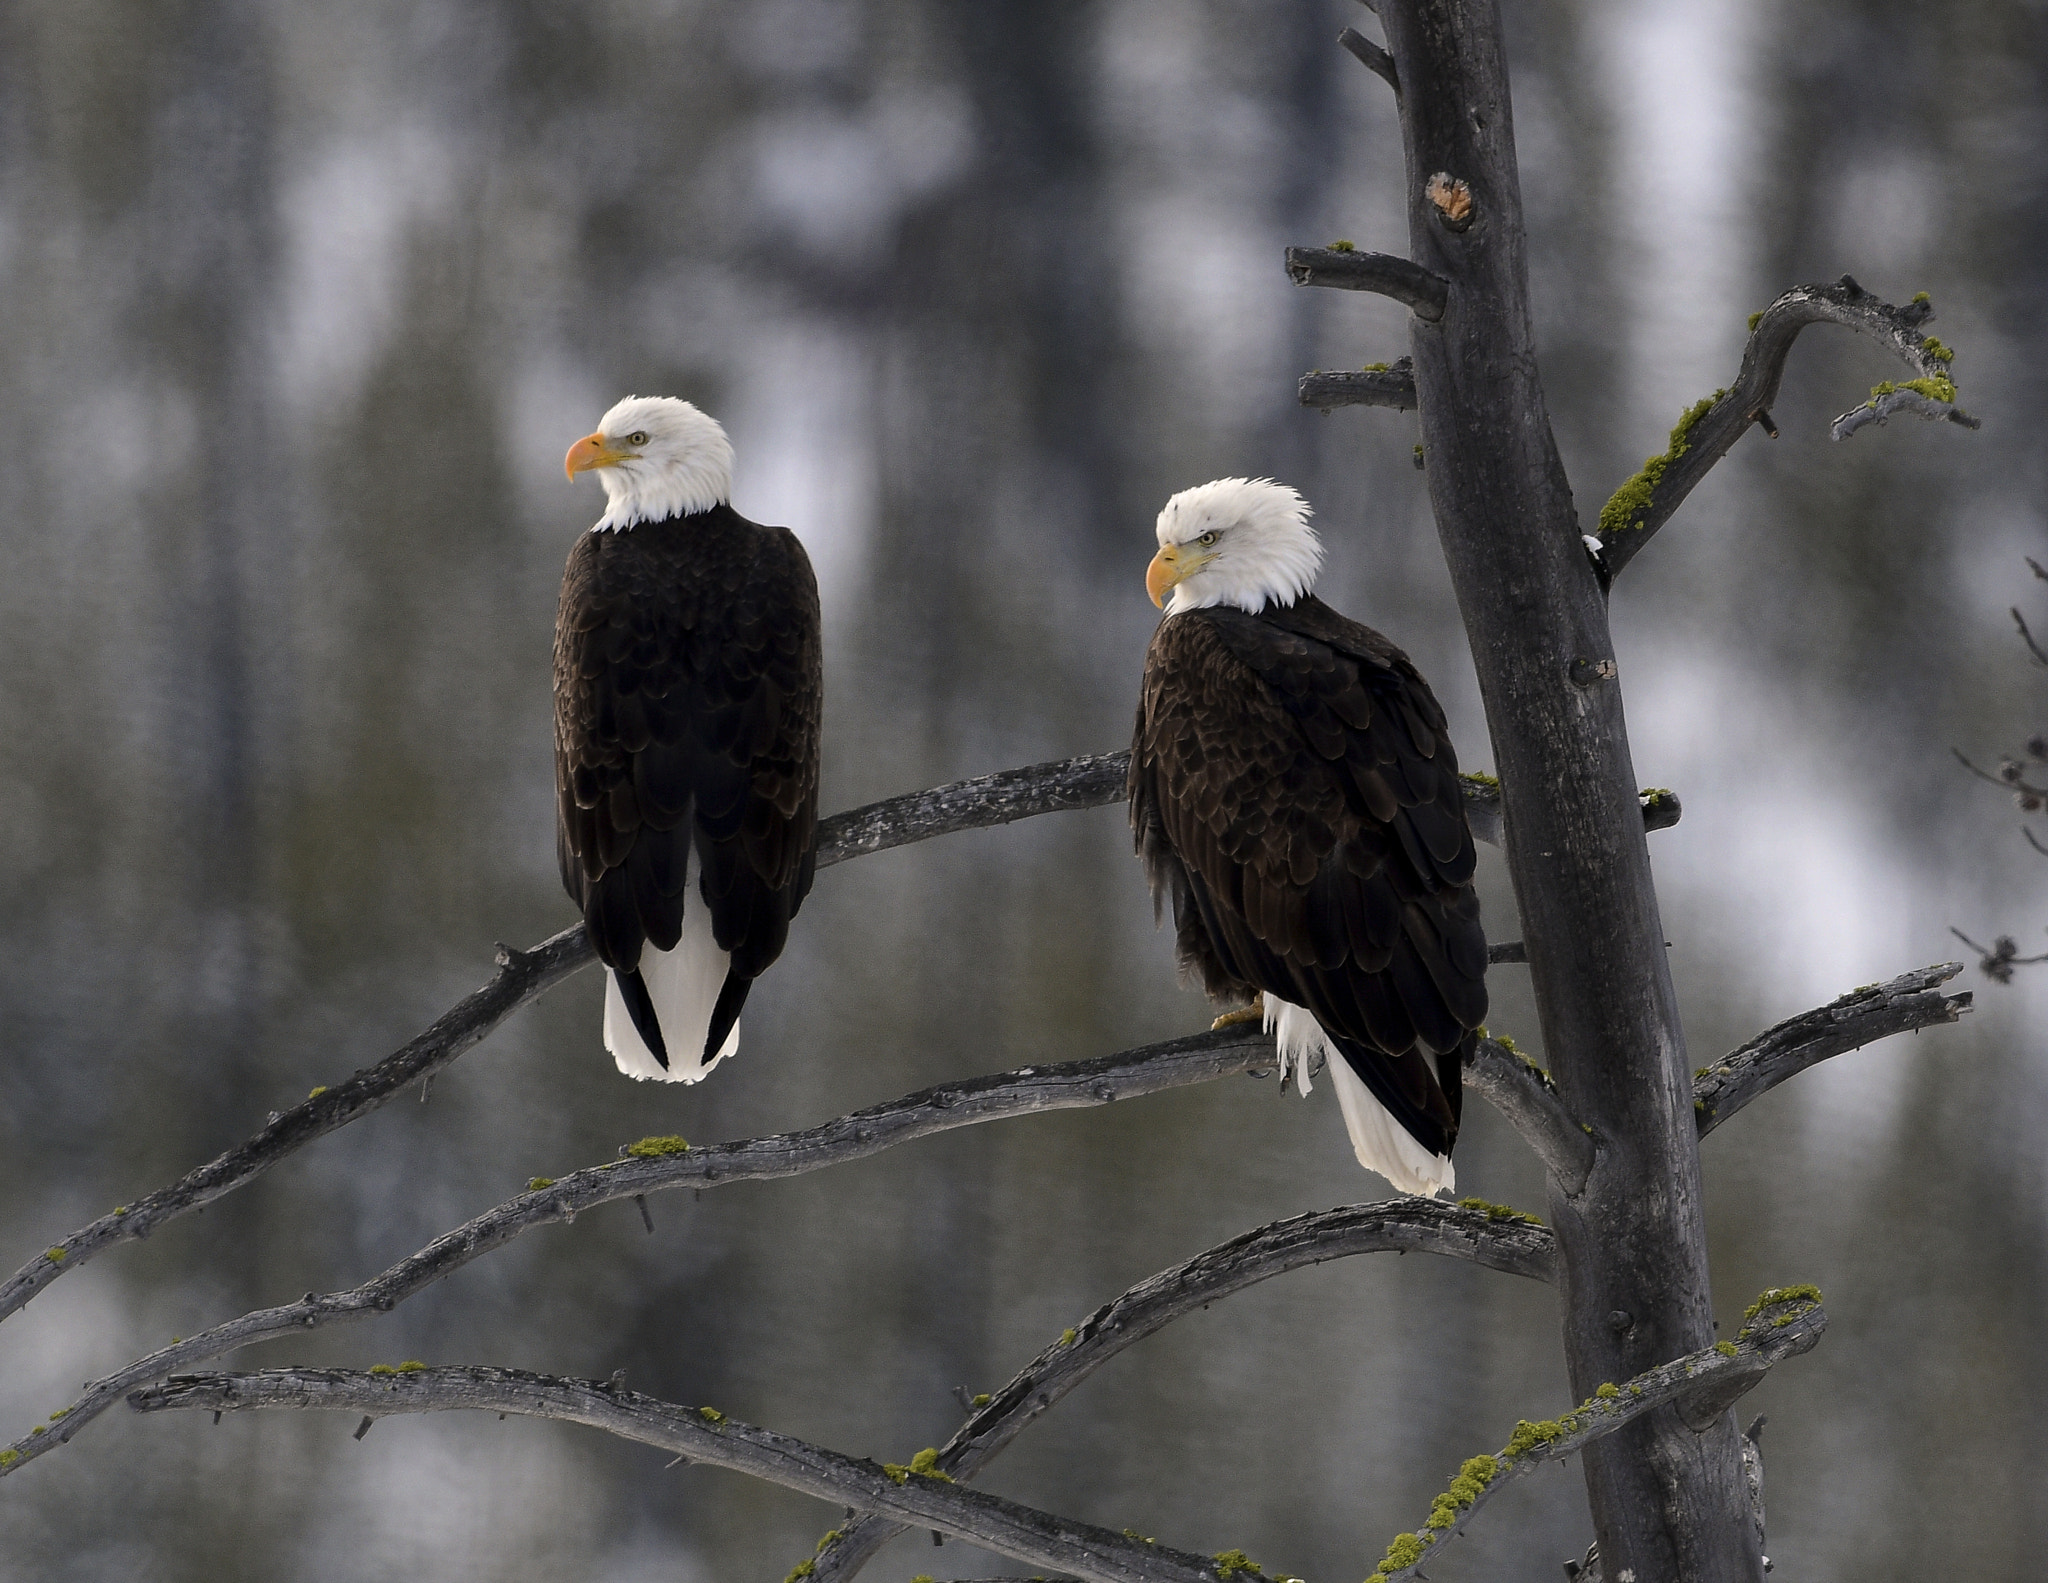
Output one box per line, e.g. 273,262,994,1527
554,504,822,984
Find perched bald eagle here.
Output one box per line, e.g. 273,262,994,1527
557,396,822,1081
1129,479,1486,1194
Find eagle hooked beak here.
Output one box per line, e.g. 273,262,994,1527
564,431,636,481
1146,542,1214,608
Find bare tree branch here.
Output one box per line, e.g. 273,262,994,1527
1298,359,1417,412
817,753,1131,866
128,1367,1228,1583
1464,1040,1595,1195
1367,1293,1826,1583
1691,964,1971,1136
1337,26,1399,91
0,754,1131,1327
1953,746,2048,804
3,755,1677,1328
1949,927,2048,985
2011,604,2048,668
807,1200,1557,1581
0,924,596,1326
1830,385,1982,441
0,1029,1279,1477
1285,247,1449,321
1599,278,1977,580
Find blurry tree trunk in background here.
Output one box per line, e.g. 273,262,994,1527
1372,4,1749,1576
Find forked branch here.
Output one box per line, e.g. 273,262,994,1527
1692,963,1971,1136
807,1199,1556,1581
129,1366,1227,1583
1599,278,1978,580
1365,1293,1826,1583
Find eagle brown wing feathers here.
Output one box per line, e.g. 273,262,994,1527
1130,596,1485,1157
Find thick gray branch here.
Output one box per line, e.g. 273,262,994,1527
1298,359,1417,412
808,1200,1556,1581
1464,1040,1595,1195
1600,279,1976,579
1372,1295,1826,1583
128,1367,1224,1583
1285,246,1449,321
1692,963,1971,1136
0,1029,1277,1477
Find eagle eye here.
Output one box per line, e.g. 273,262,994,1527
626,430,649,446
1196,531,1219,547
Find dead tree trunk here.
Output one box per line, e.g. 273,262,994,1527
1370,5,1755,1577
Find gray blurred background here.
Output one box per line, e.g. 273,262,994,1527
0,1,2042,1578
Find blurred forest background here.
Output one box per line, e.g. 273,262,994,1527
1,1,2043,1579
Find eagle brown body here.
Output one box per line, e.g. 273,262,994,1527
1130,594,1486,1162
553,502,822,1072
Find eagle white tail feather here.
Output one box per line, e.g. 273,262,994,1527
603,874,739,1082
1265,995,1453,1196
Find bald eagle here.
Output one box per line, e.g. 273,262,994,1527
1129,478,1486,1194
557,396,822,1081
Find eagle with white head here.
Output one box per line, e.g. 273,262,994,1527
557,396,822,1082
1129,478,1487,1194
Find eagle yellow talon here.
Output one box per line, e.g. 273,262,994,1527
1211,996,1265,1030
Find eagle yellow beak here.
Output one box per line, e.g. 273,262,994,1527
1146,543,1213,608
564,431,635,480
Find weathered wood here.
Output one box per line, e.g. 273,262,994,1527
1286,245,1449,319
1298,362,1418,412
1370,4,1760,1576
130,1366,1224,1583
807,1199,1556,1581
1598,278,1975,579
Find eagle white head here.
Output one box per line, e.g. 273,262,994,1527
1146,477,1324,616
565,395,734,532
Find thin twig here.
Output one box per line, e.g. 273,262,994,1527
1691,964,1971,1135
806,1200,1556,1581
128,1367,1226,1583
1368,1294,1826,1583
1953,747,2048,801
1337,26,1398,91
1947,928,2048,985
0,1029,1277,1477
2011,606,2048,668
1600,279,1977,580
1285,247,1449,321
